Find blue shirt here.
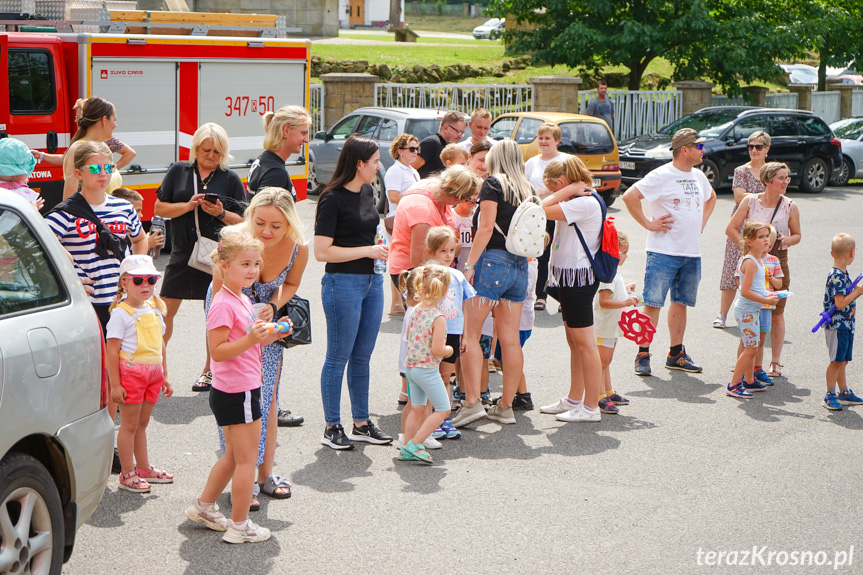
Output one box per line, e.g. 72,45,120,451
437,268,476,335
824,267,856,331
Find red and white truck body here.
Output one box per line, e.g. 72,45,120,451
0,32,311,219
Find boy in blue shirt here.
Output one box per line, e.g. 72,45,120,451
823,233,863,410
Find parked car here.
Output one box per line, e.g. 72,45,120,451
618,106,842,193
0,192,113,572
472,18,505,40
780,64,819,85
834,74,863,86
308,107,470,212
488,111,622,206
829,117,863,185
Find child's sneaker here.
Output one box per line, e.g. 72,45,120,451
511,392,534,411
726,382,754,399
753,369,774,386
184,499,228,532
742,379,767,393
423,435,442,449
598,397,619,414
480,390,492,406
451,384,465,404
439,417,461,439
823,392,843,411
222,518,271,544
837,388,863,405
118,470,151,493
431,425,447,440
555,404,601,422
634,352,652,376
607,390,629,405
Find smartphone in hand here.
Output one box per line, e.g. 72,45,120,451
203,193,219,204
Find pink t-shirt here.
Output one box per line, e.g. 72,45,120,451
206,288,262,393
389,181,454,275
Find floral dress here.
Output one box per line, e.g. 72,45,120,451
720,165,765,290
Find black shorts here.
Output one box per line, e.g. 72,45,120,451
93,303,110,337
209,386,262,427
441,333,461,365
558,283,599,329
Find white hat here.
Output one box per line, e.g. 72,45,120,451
118,255,161,277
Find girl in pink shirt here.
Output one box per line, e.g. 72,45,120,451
185,232,291,544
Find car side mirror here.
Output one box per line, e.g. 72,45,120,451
732,131,743,143
314,131,328,141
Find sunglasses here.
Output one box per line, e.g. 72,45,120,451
401,146,420,153
86,163,117,175
748,144,766,151
129,275,159,286
686,143,705,150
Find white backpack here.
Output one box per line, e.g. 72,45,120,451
495,195,547,258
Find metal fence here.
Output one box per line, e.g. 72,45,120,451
374,83,533,117
765,92,798,109
853,91,863,117
711,95,746,107
309,84,324,134
580,90,681,141
812,91,841,124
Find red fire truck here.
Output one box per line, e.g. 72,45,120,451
1,27,310,218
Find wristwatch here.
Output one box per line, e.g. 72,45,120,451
216,209,226,220
464,264,475,271
268,302,278,317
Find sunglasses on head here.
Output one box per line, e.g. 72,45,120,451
86,163,116,175
401,146,420,153
748,144,765,151
129,275,159,286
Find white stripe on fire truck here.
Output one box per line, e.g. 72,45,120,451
7,133,71,149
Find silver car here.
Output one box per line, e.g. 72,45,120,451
829,117,863,185
308,107,469,212
0,193,113,573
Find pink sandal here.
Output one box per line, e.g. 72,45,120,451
136,465,174,484
119,470,151,493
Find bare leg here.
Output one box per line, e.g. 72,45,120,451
770,313,785,365
565,329,584,403
461,297,494,404
641,305,661,351
598,345,615,396
719,288,736,317
257,391,279,485
161,297,182,344
667,302,687,347
492,300,525,408
566,324,602,409
132,401,156,471
731,347,757,386
116,402,143,475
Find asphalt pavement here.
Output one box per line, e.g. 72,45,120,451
64,183,863,574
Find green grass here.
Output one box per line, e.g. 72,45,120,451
399,13,490,34
337,33,501,46
314,43,505,69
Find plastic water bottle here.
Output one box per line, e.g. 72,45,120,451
148,216,165,259
373,224,387,274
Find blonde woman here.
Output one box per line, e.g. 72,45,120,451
154,122,247,391
455,139,534,427
248,105,312,200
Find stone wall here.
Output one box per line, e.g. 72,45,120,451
186,0,339,37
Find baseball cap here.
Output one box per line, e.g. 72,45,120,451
669,128,707,151
119,255,161,277
0,138,37,177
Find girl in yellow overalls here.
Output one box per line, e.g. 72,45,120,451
106,254,174,493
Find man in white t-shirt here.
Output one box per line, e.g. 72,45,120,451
621,128,716,376
460,108,495,154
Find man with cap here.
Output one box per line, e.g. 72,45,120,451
621,128,717,376
0,137,44,210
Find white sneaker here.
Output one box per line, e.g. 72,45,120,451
396,433,405,449
222,518,271,544
555,404,601,423
540,397,579,414
184,500,228,532
486,403,516,424
450,400,487,428
422,435,442,449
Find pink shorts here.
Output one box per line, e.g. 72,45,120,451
119,360,164,404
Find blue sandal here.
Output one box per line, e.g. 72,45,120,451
399,440,433,465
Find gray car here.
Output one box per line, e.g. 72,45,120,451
829,117,863,185
308,107,470,212
0,193,113,573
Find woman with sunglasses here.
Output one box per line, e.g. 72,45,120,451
384,133,421,315
715,131,771,329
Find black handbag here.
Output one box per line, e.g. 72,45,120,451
274,295,312,349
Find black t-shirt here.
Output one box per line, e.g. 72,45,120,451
247,151,295,200
314,183,379,274
472,175,520,251
156,162,247,255
417,133,447,179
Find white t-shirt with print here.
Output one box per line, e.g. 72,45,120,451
593,271,630,339
452,209,474,272
548,194,603,287
383,161,420,218
524,153,569,196
460,138,495,154
635,163,712,257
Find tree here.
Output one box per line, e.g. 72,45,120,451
795,1,863,90
389,0,402,29
488,0,809,94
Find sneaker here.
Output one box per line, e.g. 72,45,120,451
607,391,629,405
837,388,863,405
486,403,516,424
396,433,405,449
634,352,652,376
556,404,601,423
349,421,393,445
823,392,843,411
511,392,534,411
451,384,465,404
726,382,754,399
222,518,271,544
321,424,354,450
277,408,304,427
450,400,487,428
185,500,228,532
665,347,702,373
439,417,461,439
753,369,774,386
422,435,442,449
598,397,619,414
480,390,492,407
539,397,579,415
742,379,767,392
431,425,447,440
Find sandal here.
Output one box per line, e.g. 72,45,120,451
534,300,546,311
192,371,212,392
398,440,433,465
136,465,174,484
389,303,406,316
259,475,292,499
713,314,727,328
767,362,783,377
119,470,151,493
229,482,261,511
397,392,409,406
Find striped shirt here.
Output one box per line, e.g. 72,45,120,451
45,196,142,305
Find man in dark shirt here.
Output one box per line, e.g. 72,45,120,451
585,80,615,131
413,110,466,178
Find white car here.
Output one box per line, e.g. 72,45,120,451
472,18,505,40
829,117,863,185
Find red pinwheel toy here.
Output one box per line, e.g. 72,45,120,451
618,309,657,346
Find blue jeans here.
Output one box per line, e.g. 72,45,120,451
320,273,384,426
473,249,528,303
643,251,701,308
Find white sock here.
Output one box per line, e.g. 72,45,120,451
230,519,248,530
196,499,214,511
582,405,598,412
565,397,581,406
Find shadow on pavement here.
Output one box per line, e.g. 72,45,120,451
151,393,215,426
625,371,722,404
177,517,282,574
290,447,373,493
85,486,155,528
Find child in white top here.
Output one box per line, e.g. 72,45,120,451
593,233,639,414
106,255,172,493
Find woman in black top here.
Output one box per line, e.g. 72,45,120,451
154,122,246,391
314,135,392,450
247,105,312,201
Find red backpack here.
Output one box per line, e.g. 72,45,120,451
572,192,620,283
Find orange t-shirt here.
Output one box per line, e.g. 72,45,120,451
389,181,454,275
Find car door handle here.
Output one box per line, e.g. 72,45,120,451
47,131,58,153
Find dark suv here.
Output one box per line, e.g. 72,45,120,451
618,107,842,193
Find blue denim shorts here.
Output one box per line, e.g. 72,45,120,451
759,308,772,333
473,249,528,303
826,328,853,363
643,251,701,308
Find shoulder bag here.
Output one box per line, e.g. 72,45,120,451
187,176,219,274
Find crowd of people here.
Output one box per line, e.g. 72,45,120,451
3,96,862,545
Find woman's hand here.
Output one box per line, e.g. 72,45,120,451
464,268,475,285
256,304,275,322
187,194,205,212
199,196,224,218
558,181,591,200
367,244,388,261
